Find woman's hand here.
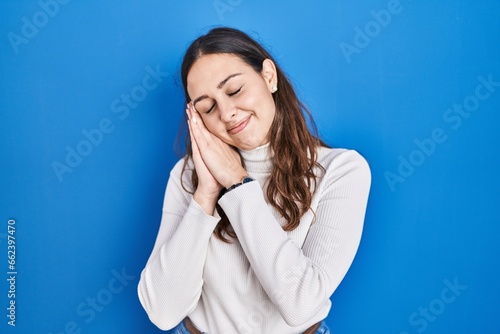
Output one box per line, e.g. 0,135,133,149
186,103,247,214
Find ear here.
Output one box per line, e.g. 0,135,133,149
261,59,278,92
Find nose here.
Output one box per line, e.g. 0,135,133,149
218,100,237,122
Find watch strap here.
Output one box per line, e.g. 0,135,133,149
225,176,255,193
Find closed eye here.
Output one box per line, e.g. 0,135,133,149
205,103,216,114
204,86,243,114
228,86,242,97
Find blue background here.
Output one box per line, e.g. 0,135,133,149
1,0,499,333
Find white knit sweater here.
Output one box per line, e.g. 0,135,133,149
138,144,371,333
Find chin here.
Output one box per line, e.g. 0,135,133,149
232,142,254,151
235,138,268,151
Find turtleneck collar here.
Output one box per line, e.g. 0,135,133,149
239,142,274,174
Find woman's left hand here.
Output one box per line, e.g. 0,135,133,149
187,103,248,189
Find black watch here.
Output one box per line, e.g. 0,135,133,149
225,176,255,193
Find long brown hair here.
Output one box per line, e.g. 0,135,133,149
179,27,326,242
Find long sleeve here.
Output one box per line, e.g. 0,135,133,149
137,159,220,330
218,150,371,326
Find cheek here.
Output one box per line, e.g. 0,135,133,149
254,91,276,120
238,93,257,109
240,86,271,111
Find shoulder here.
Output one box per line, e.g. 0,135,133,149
316,147,371,186
170,155,193,177
317,147,369,170
167,155,195,192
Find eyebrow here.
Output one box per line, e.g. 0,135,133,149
192,73,242,106
217,73,242,89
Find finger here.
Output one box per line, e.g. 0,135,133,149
186,102,195,120
189,103,214,141
189,116,205,150
187,103,197,127
187,119,200,156
187,104,203,145
189,108,213,150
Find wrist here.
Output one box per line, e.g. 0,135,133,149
225,176,255,193
193,190,219,215
223,171,249,189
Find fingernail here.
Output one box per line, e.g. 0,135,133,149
192,116,197,124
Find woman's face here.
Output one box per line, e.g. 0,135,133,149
187,53,277,151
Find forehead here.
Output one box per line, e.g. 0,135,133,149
187,54,251,88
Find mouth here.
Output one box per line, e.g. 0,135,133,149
228,115,251,135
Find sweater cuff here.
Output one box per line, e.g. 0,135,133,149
218,180,264,212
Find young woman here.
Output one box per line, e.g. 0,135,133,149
138,27,371,334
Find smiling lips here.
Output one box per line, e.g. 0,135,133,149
228,116,251,134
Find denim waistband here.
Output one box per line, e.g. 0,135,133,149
172,319,331,334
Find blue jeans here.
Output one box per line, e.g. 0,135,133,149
171,321,205,334
172,320,331,334
312,321,331,334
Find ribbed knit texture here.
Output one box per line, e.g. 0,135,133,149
138,144,371,333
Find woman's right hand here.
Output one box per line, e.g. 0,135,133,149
187,104,223,215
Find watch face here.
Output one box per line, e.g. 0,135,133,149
242,177,255,184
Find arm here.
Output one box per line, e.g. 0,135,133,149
218,150,371,326
137,160,220,330
138,103,241,330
